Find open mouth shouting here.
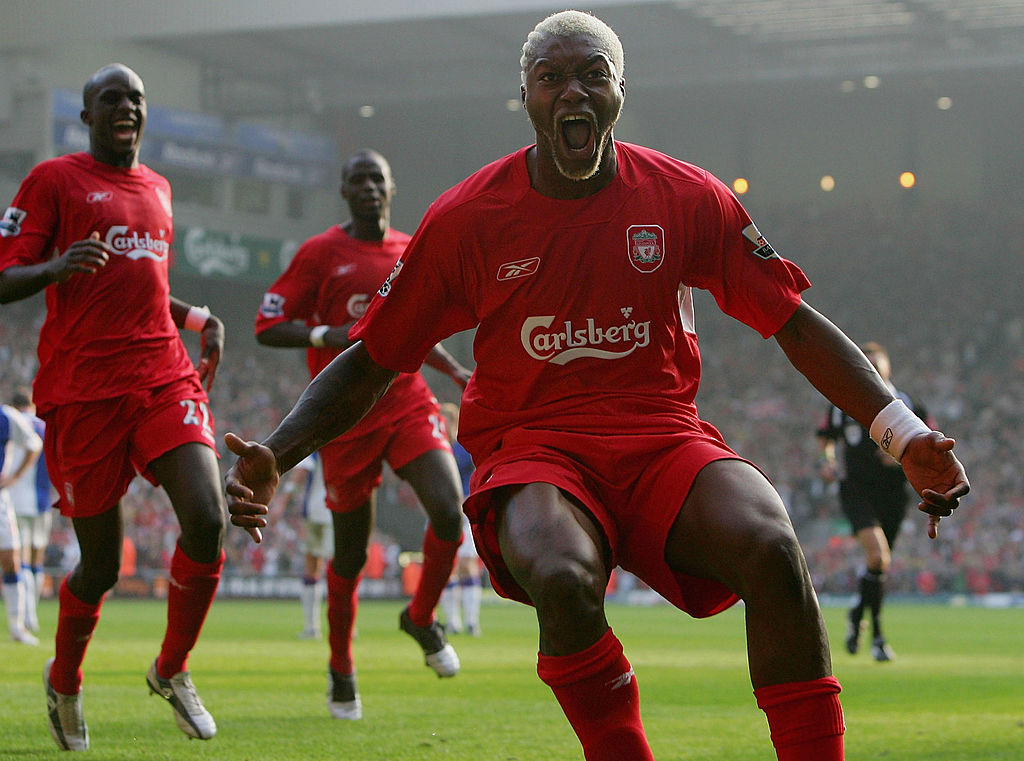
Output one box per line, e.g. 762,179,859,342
554,113,606,181
561,114,595,156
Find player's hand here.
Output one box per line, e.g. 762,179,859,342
196,315,224,390
223,432,279,544
900,431,970,539
50,231,110,282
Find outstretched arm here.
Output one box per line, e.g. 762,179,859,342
256,319,357,350
224,341,397,542
774,302,969,537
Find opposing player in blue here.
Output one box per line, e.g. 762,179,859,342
0,397,43,645
9,387,53,637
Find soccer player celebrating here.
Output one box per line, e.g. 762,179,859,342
0,63,228,750
254,149,469,719
224,12,969,760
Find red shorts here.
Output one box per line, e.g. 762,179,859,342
320,396,451,513
463,423,744,618
42,376,216,518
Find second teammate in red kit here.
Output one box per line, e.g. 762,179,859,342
255,149,469,720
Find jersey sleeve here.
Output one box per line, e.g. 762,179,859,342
255,241,322,334
0,163,61,268
684,173,811,338
350,205,478,374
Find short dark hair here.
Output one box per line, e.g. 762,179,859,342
11,386,32,408
82,63,136,107
860,341,888,358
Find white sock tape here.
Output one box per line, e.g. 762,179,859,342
869,399,930,461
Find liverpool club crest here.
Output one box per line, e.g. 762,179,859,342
627,225,665,273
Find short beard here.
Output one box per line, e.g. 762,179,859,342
549,106,621,182
553,144,604,181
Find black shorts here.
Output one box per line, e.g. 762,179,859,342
839,481,911,549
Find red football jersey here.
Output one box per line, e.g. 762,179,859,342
351,141,811,460
256,225,439,428
0,153,196,414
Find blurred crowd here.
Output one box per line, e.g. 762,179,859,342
697,193,1023,599
2,193,1020,600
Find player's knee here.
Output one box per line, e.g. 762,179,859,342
866,554,890,574
735,527,812,604
426,505,463,542
178,505,225,553
81,561,120,597
520,555,605,618
333,547,367,578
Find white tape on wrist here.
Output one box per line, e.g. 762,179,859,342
869,399,930,461
184,305,211,332
309,325,329,348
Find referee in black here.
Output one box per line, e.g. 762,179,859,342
817,342,932,661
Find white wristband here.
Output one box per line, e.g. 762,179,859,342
184,305,211,332
869,399,930,461
309,325,329,348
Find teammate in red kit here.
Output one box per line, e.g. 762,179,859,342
254,149,469,720
0,63,227,750
224,12,969,760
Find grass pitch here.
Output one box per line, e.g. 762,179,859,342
1,597,1021,760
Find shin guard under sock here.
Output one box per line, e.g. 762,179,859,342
860,569,885,638
51,578,103,694
537,629,653,761
327,565,360,675
157,544,224,677
406,525,460,627
755,676,845,761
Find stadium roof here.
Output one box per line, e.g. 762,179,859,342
6,0,1024,117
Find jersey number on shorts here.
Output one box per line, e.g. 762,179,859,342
179,399,214,440
428,413,448,442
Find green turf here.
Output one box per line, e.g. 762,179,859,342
2,598,1021,759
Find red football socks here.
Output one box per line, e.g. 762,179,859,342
755,676,846,761
406,525,461,628
537,628,653,761
327,565,361,675
156,544,224,678
50,578,104,695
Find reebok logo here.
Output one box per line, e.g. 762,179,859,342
497,257,540,281
605,669,635,691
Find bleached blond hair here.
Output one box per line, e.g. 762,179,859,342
520,10,625,85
